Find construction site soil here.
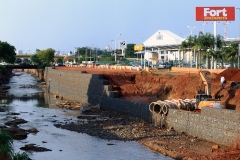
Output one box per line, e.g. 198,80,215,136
54,66,240,160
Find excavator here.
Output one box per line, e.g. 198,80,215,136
195,71,226,109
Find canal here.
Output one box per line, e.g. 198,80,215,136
0,71,173,160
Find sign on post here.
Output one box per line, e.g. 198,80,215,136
119,41,126,49
195,7,235,21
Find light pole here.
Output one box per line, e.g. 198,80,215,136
114,33,121,62
187,26,196,36
237,8,240,68
223,21,231,39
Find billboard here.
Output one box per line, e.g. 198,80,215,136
134,44,143,51
196,7,235,21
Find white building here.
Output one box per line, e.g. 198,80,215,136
16,50,23,55
135,30,196,67
142,30,194,64
136,30,239,68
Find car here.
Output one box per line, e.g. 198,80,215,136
0,62,8,65
158,62,171,69
224,63,231,68
55,63,65,66
79,63,87,67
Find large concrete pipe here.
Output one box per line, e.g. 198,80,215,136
183,100,195,111
153,102,165,114
161,102,179,115
178,100,187,110
149,102,156,113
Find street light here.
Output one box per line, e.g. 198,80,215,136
236,8,240,68
114,33,121,62
187,26,196,36
223,21,231,39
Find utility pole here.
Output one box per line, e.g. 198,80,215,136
237,8,240,68
85,47,87,62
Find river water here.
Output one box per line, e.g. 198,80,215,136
0,71,173,160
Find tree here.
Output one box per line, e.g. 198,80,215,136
0,41,16,63
15,58,22,64
30,54,40,64
222,42,238,67
182,32,225,69
56,58,63,64
125,44,136,58
30,48,55,69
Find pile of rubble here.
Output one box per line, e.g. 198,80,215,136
55,100,98,112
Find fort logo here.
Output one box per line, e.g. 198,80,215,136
196,7,235,21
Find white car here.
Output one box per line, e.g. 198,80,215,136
0,62,8,65
224,63,230,68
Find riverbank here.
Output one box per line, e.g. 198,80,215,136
53,102,240,160
7,70,240,159
1,71,167,160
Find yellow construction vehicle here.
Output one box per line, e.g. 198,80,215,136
195,71,226,109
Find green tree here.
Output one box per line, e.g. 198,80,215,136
30,54,40,64
15,58,22,64
125,44,136,58
222,42,238,67
30,48,55,69
56,58,63,64
182,32,225,69
0,41,16,63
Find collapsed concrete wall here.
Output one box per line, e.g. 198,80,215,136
166,107,240,147
45,67,151,121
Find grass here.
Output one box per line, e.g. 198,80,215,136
0,130,13,157
12,152,31,160
0,130,31,160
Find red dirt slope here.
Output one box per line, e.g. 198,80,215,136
55,67,240,110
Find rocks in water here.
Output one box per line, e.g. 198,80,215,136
2,127,28,140
26,128,39,133
4,118,28,126
7,112,20,115
20,144,52,152
80,106,92,112
0,107,5,112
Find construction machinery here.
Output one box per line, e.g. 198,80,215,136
195,71,225,109
149,71,226,116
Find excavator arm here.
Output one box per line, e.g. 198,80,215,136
199,71,211,96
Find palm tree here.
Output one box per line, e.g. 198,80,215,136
221,42,238,67
180,35,197,65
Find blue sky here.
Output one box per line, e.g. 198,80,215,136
0,0,239,54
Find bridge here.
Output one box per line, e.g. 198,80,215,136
15,54,75,62
4,64,38,69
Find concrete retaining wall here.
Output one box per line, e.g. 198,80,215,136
45,67,151,121
166,107,240,147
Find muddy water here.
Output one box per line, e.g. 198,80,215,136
0,71,172,160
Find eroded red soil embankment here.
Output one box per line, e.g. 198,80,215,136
55,67,240,110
